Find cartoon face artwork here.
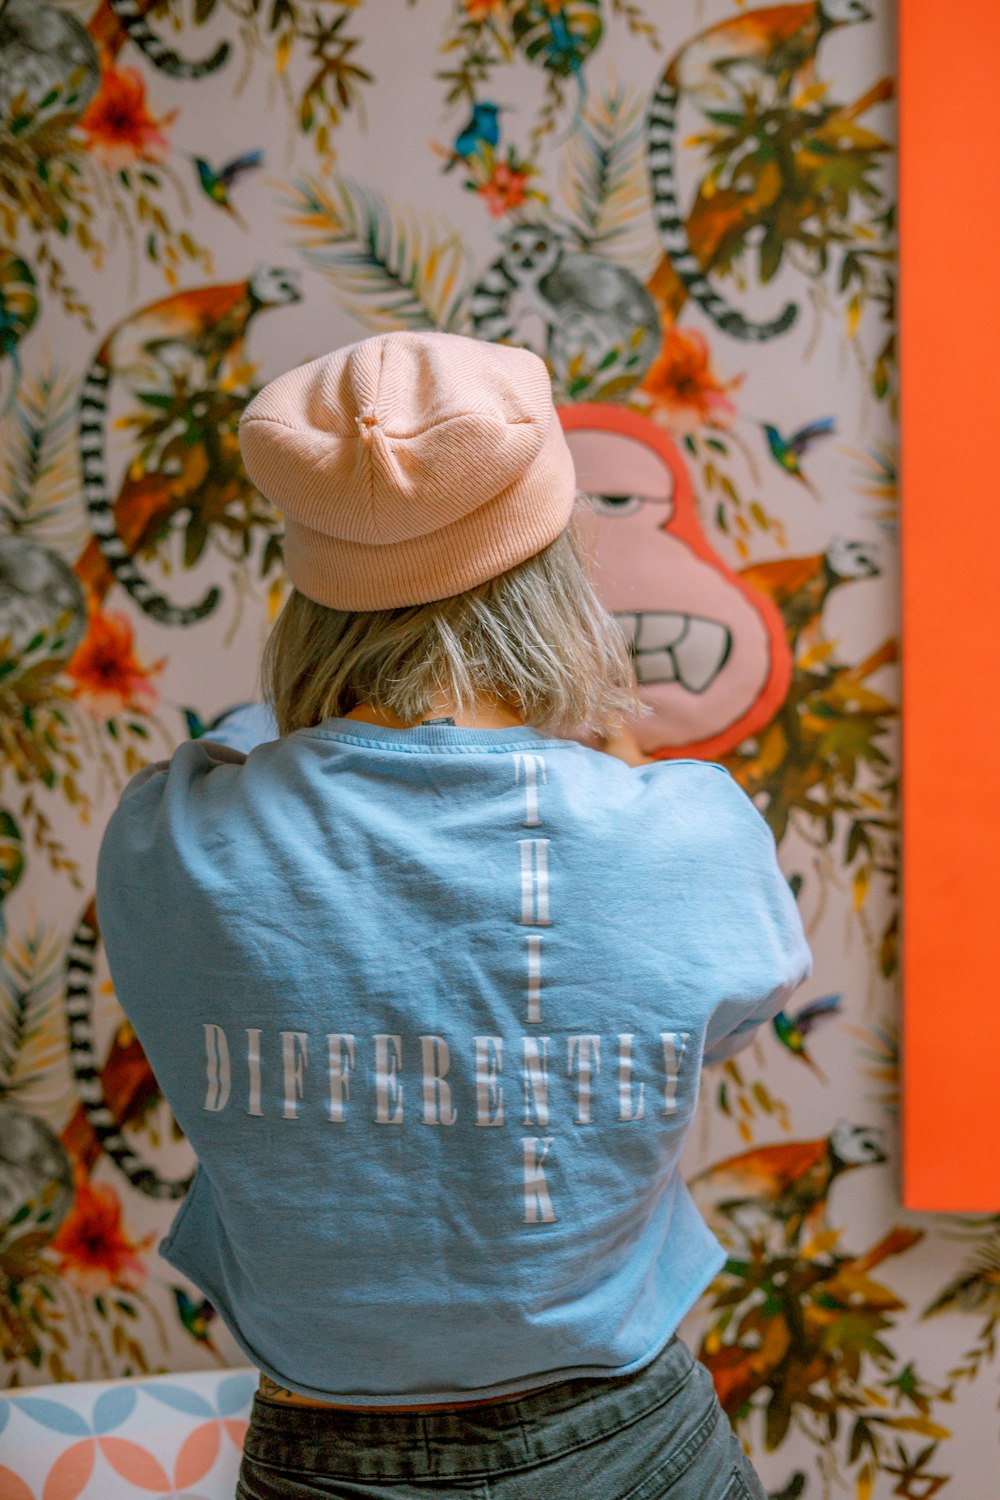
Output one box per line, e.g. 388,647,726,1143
558,403,791,758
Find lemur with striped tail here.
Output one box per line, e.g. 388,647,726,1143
77,265,301,626
645,0,871,342
62,901,193,1201
107,0,230,80
469,223,661,395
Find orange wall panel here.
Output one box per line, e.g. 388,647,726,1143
901,0,1000,1207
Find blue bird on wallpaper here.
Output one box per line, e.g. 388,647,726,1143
760,416,836,500
183,706,215,739
535,7,594,146
173,1288,225,1360
182,702,278,750
772,994,843,1081
182,704,252,740
545,9,584,73
191,149,264,229
444,102,503,171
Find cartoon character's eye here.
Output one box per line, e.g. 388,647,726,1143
581,493,645,517
533,239,547,253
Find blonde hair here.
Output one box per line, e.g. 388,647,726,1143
262,502,647,739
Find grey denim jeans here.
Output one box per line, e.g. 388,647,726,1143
235,1334,768,1500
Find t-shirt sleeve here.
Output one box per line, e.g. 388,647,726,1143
697,775,813,1067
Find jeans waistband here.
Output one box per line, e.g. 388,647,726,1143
242,1333,699,1482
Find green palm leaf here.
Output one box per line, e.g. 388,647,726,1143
286,175,472,334
559,79,656,265
1,368,82,549
922,1240,1000,1321
0,922,65,1103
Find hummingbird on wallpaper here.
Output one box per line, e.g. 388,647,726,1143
181,705,237,740
772,994,842,1081
444,101,504,170
758,417,836,500
182,707,208,739
174,1288,226,1362
191,149,264,229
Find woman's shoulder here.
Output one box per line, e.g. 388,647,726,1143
621,754,777,855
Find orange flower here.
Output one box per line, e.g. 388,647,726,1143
477,161,533,218
66,608,165,719
639,325,743,435
465,0,507,17
50,1175,153,1294
79,62,177,167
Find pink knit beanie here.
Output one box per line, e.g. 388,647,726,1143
238,330,577,610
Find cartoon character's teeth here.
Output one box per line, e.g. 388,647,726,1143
636,612,688,651
614,611,732,694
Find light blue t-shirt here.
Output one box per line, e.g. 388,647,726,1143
96,714,811,1404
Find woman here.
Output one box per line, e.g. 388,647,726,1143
97,330,811,1499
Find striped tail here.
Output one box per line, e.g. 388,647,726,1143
77,357,221,626
468,259,519,343
646,78,797,343
109,0,230,80
64,902,193,1202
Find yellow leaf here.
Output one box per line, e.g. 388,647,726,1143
423,245,441,287
846,294,862,338
793,81,829,110
275,31,293,75
800,1227,841,1259
798,639,837,669
182,445,209,491
856,1463,874,1500
267,577,287,622
758,1314,791,1366
220,360,256,392
876,1415,951,1439
737,1118,752,1143
852,866,870,911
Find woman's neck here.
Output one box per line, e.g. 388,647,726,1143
342,694,526,730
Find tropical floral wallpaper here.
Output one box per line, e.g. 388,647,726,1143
0,1,994,1495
